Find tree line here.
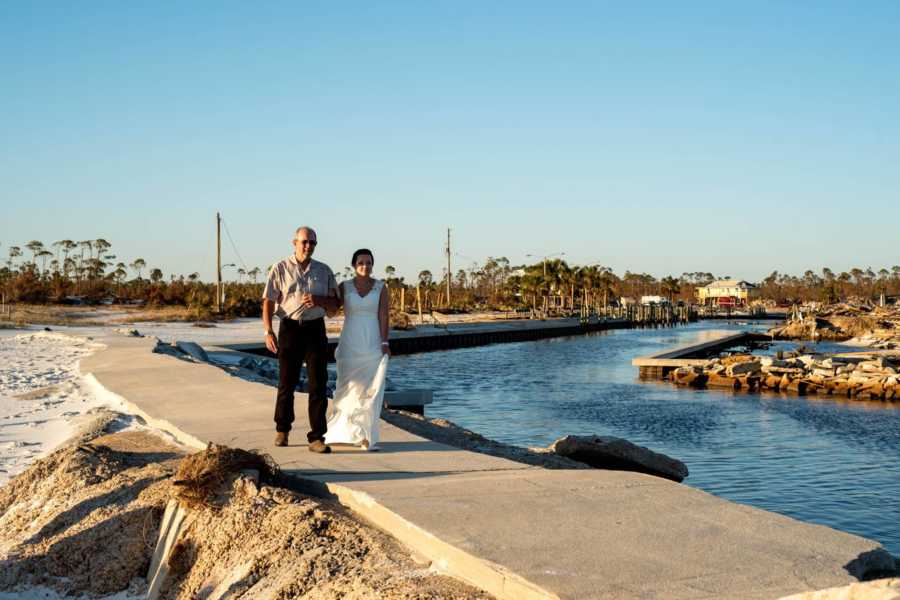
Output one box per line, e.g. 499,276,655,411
3,239,899,316
0,239,266,317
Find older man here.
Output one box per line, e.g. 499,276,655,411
262,226,339,452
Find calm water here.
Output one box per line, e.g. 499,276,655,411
388,320,900,556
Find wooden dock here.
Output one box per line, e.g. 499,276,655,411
632,331,769,379
223,317,634,360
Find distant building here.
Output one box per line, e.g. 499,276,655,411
697,279,757,307
640,295,669,305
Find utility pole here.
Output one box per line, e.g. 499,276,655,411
445,228,451,308
216,212,222,313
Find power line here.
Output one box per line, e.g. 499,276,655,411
220,217,249,271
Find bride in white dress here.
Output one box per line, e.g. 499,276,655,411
324,248,390,451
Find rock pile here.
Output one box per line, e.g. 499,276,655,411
769,302,900,349
671,353,900,401
390,310,415,330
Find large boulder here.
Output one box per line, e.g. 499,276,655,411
550,435,688,482
726,360,761,376
672,366,705,387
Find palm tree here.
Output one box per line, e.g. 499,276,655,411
660,276,681,303
540,259,570,311
7,246,21,272
78,240,92,262
62,256,76,279
51,240,64,271
578,265,600,308
77,240,92,289
37,250,53,277
597,268,617,309
130,258,146,280
562,264,580,309
383,265,396,289
520,271,543,312
237,268,246,283
149,268,164,283
25,240,44,269
57,240,76,279
248,267,261,283
113,263,128,295
94,239,111,257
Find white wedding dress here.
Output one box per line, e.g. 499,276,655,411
324,279,389,450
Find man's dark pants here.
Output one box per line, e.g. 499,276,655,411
275,317,328,442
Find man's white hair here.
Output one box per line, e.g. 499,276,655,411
294,226,317,239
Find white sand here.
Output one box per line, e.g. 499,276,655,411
3,316,332,346
0,332,139,487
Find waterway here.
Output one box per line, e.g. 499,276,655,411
389,320,900,556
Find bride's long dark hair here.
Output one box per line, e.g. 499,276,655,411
352,248,374,266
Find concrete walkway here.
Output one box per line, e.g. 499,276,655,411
81,335,894,600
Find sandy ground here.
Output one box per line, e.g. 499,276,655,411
0,331,150,487
0,587,141,600
1,318,287,347
0,329,175,599
0,427,491,599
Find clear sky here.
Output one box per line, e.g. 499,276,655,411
2,2,898,283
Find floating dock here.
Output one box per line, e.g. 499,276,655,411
223,317,641,360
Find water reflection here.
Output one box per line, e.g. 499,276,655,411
389,320,900,555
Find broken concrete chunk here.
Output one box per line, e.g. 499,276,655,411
175,341,209,363
550,435,689,483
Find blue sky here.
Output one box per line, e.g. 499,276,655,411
2,2,898,282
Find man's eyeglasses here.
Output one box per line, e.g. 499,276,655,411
297,240,317,246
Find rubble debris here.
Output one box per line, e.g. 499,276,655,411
670,352,900,401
